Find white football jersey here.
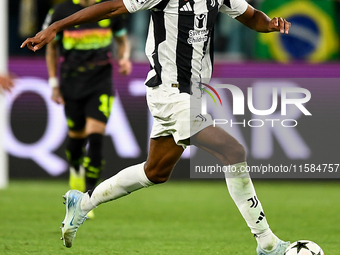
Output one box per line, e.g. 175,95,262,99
123,0,248,93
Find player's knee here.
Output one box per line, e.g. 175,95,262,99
68,129,86,139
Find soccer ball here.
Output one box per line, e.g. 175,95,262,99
284,240,324,255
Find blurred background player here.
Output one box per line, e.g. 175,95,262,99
43,0,132,218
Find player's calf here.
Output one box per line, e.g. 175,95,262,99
144,162,174,184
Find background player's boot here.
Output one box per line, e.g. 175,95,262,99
257,240,290,255
61,190,88,248
69,166,85,192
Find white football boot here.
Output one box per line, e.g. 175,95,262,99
61,190,88,248
257,240,290,255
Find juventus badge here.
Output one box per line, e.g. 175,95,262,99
195,14,207,29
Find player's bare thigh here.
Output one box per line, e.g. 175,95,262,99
144,136,184,184
68,117,106,138
191,125,245,166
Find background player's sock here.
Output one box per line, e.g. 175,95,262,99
84,133,104,190
225,162,279,251
65,137,86,171
81,162,153,212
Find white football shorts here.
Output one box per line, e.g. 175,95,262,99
146,83,213,148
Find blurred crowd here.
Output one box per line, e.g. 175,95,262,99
8,0,340,61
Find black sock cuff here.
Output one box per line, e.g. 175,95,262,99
87,133,103,144
66,137,87,163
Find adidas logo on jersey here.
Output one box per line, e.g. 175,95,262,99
180,2,193,11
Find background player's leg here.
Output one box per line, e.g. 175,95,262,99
67,129,87,192
83,117,106,191
66,135,86,172
192,125,282,252
80,135,184,212
64,99,87,192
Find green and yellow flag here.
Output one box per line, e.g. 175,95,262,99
256,0,340,62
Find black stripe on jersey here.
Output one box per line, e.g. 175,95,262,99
145,11,166,87
223,0,231,8
153,0,170,11
176,0,195,94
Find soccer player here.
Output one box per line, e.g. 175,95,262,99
22,0,291,254
43,0,132,218
0,74,14,92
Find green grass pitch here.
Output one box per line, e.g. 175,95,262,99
0,180,339,254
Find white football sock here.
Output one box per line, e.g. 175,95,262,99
81,162,153,212
255,229,280,252
225,162,279,251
